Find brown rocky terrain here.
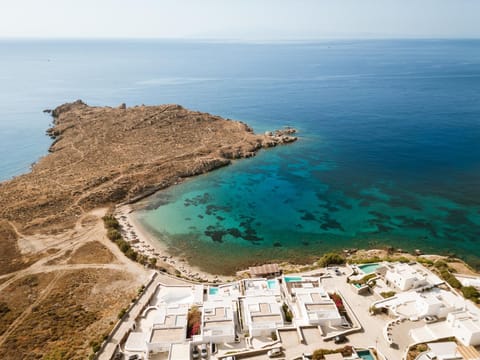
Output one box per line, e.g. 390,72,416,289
0,100,295,236
0,100,297,358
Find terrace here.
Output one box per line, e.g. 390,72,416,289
242,295,284,336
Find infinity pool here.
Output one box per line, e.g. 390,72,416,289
358,263,381,274
357,349,375,360
267,279,278,289
209,287,218,295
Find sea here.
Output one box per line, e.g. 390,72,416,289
1,39,480,274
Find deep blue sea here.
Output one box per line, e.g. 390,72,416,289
1,39,480,273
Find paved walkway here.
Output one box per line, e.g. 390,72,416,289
319,268,403,360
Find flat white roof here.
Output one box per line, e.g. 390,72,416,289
324,353,343,360
244,278,280,296
124,332,147,352
427,342,458,359
208,283,241,299
456,274,480,289
389,262,421,278
154,285,203,306
168,343,190,360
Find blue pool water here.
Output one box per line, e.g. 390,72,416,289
2,40,480,274
209,287,218,295
358,263,381,274
284,276,302,283
357,349,375,360
267,280,278,289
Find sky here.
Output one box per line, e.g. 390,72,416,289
1,0,479,40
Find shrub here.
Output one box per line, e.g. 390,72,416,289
417,257,434,266
434,260,448,270
439,270,461,289
118,307,128,319
462,286,480,303
352,256,381,264
102,215,120,230
351,273,376,285
282,303,293,322
312,346,353,360
116,239,130,253
89,340,100,353
107,228,122,242
0,302,10,316
369,305,383,315
149,257,158,267
317,252,345,267
380,291,396,298
187,306,202,337
330,293,345,313
125,248,138,261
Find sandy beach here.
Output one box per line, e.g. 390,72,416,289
114,204,232,283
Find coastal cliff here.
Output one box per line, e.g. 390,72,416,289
0,101,297,359
0,100,297,235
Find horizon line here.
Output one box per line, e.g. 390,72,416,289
1,36,480,43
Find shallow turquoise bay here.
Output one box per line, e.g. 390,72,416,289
1,39,479,274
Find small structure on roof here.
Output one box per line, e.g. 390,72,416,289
124,332,147,353
447,309,480,346
385,262,429,291
242,295,284,336
249,263,281,278
427,341,460,360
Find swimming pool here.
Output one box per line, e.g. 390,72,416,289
209,287,218,295
284,276,302,283
357,349,375,360
267,279,278,289
358,263,380,274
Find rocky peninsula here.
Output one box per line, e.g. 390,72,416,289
0,101,297,359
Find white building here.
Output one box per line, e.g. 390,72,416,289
281,275,342,327
447,310,480,346
242,295,284,337
294,287,342,327
374,287,463,319
414,290,460,318
385,263,429,291
201,299,236,344
208,282,241,299
127,284,204,356
147,303,189,353
243,278,281,297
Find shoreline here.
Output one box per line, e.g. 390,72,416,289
115,204,233,283
115,204,480,283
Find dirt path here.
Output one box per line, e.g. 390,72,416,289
0,210,149,349
0,270,64,347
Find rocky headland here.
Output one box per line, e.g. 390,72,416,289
0,100,297,236
0,101,297,359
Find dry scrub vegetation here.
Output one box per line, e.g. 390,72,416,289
0,101,295,358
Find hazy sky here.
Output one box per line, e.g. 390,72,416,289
1,0,479,40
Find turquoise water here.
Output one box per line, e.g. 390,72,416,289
358,263,381,274
2,40,480,274
357,349,375,360
209,287,218,295
353,283,363,289
267,280,278,289
284,276,303,283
